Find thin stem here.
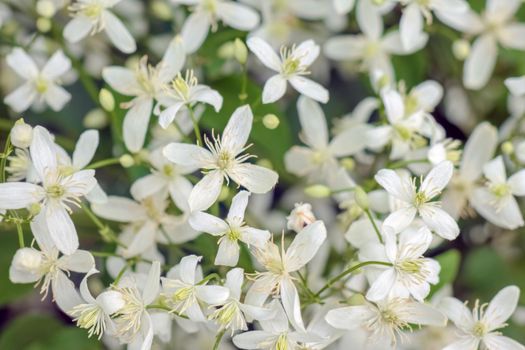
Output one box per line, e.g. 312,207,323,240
81,202,123,246
314,261,392,298
239,64,248,102
16,221,25,248
86,157,121,170
114,261,132,285
213,329,227,350
187,106,203,146
388,158,428,169
365,209,384,244
1,133,11,183
331,187,355,194
197,273,221,285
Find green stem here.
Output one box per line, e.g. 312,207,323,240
239,64,248,102
213,329,227,350
188,106,203,146
365,209,384,244
1,133,12,183
80,202,122,246
314,261,392,298
16,221,24,248
387,158,428,169
197,273,220,285
331,187,355,194
114,261,132,285
86,157,121,170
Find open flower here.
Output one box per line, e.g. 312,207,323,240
161,255,229,322
4,48,71,113
247,37,329,104
246,220,327,331
440,285,523,350
470,156,525,230
189,191,271,266
375,161,460,240
163,105,279,212
0,126,97,254
64,0,136,53
9,214,94,313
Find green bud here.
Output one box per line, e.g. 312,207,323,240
262,114,280,130
83,108,108,129
218,42,236,59
354,186,369,210
99,88,115,112
218,186,230,202
36,17,51,33
119,154,135,168
234,38,248,65
304,185,331,198
501,141,514,155
151,0,172,20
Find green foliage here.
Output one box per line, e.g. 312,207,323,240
429,249,460,297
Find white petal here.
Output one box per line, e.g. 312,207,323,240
31,212,55,252
195,285,230,304
463,34,497,90
177,254,201,284
102,66,142,96
280,277,305,331
73,130,99,169
403,301,447,326
45,205,78,255
216,2,259,30
63,16,93,43
4,83,36,113
30,126,57,179
91,196,147,222
381,89,405,123
52,270,83,313
460,122,498,181
484,285,520,330
130,174,166,200
329,124,369,157
471,188,524,229
325,305,372,330
284,146,317,177
483,156,507,184
215,238,240,266
289,76,329,104
123,98,153,153
239,227,270,248
505,76,525,97
221,105,253,156
168,176,193,213
420,161,454,196
374,168,413,202
419,206,460,240
483,334,525,350
383,207,417,233
225,267,244,300
142,261,161,305
44,84,71,111
233,331,274,349
103,10,136,53
123,221,158,257
160,36,186,80
508,170,525,196
357,0,382,39
163,143,214,169
42,50,71,80
443,337,480,350
180,12,210,54
297,95,328,149
323,35,365,61
158,101,185,129
246,36,281,71
334,0,355,14
188,171,224,212
188,211,228,235
9,248,42,283
262,75,287,104
6,48,38,79
191,86,223,112
0,182,43,209
366,268,396,301
228,190,250,222
411,80,443,111
285,220,327,271
228,163,278,194
400,4,424,51
439,296,475,328
58,250,94,272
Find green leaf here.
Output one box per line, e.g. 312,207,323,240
0,229,32,306
0,314,63,349
429,249,460,297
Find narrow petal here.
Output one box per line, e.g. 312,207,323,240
73,130,99,169
195,285,230,304
508,170,525,196
30,126,57,179
325,305,372,330
221,105,253,156
420,161,454,197
227,190,250,222
44,84,71,111
180,12,210,54
225,267,244,300
163,143,214,169
483,334,525,350
374,169,413,202
228,163,278,194
484,285,520,330
233,330,274,349
216,2,259,30
63,16,93,43
460,122,498,181
400,4,424,51
91,196,147,222
123,98,153,153
178,255,201,284
289,76,329,104
239,227,271,248
439,296,475,328
130,174,166,200
285,220,327,271
280,277,305,331
262,75,287,104
463,34,497,90
505,76,525,97
123,221,158,258
42,50,71,80
0,182,43,209
6,48,38,79
102,66,141,96
215,238,240,266
45,205,79,255
158,101,185,129
168,176,193,213
383,207,417,233
191,86,223,112
297,95,328,149
4,83,37,113
329,124,369,157
58,250,95,272
366,268,396,301
483,156,507,184
188,211,228,235
419,206,460,240
52,270,83,313
188,171,224,212
356,0,382,39
246,36,281,71
404,301,447,326
103,10,136,54
142,261,161,305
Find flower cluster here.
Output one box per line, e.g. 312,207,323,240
1,0,525,349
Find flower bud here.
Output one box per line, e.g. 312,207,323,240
151,0,172,20
354,186,369,210
28,202,42,217
234,38,248,65
10,119,33,148
219,186,230,201
262,114,280,129
452,39,470,61
304,184,331,198
36,0,56,18
501,141,514,155
119,154,135,168
12,248,42,274
287,203,316,232
36,17,52,33
99,88,115,112
83,108,108,129
218,42,235,59
340,157,355,170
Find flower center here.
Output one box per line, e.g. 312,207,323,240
414,191,427,208
35,76,49,94
71,303,106,339
173,286,194,302
217,151,233,170
141,197,162,221
202,0,217,13
394,124,413,141
171,70,198,101
226,228,241,241
490,183,511,198
472,321,487,337
47,184,65,198
276,333,289,350
280,45,308,77
163,164,174,177
113,287,144,342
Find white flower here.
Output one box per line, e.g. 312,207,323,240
286,202,316,233
161,255,229,322
437,0,525,90
64,0,136,53
68,269,125,339
399,0,468,51
233,300,313,349
177,0,260,54
9,214,94,313
156,69,223,129
163,105,279,212
102,37,185,152
325,297,447,346
246,220,327,331
375,161,460,240
470,156,525,230
362,226,440,302
505,76,525,97
10,119,33,149
92,192,185,257
441,122,498,219
440,285,524,350
209,268,274,334
247,37,329,104
4,48,71,113
284,96,369,179
189,190,271,266
0,126,97,254
324,0,428,82
109,261,162,349
130,147,195,213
